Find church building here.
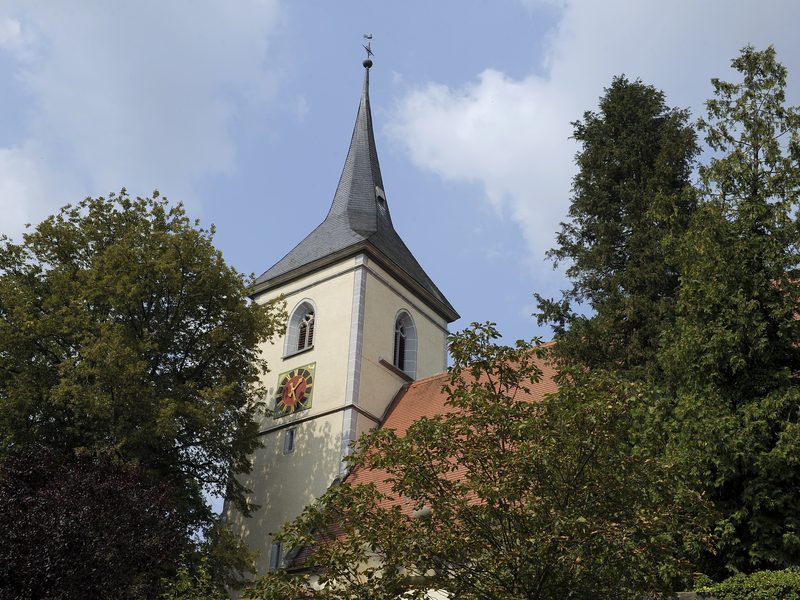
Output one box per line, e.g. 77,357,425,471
227,55,459,576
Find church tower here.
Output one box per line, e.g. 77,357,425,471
228,56,459,576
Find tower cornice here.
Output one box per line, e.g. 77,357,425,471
250,239,460,324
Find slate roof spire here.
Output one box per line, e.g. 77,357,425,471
326,56,390,236
253,57,459,322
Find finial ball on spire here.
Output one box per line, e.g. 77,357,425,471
363,58,373,69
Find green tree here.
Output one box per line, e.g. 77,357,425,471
0,191,285,589
536,76,699,381
244,324,714,600
696,567,800,600
160,553,229,600
656,46,800,576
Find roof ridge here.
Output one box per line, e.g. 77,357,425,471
404,371,451,388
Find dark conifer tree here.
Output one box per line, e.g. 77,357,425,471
536,76,699,381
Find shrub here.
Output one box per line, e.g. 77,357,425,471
696,567,800,600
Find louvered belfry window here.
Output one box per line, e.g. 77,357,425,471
393,319,406,371
297,310,315,351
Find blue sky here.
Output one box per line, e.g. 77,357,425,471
2,0,800,346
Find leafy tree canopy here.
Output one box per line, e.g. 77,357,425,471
536,75,699,381
244,323,714,600
160,552,230,600
0,191,286,588
696,567,800,600
0,445,184,600
655,45,800,577
536,45,800,579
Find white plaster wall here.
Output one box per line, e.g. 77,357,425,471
359,262,449,418
254,258,358,428
232,258,360,577
230,410,345,578
231,255,452,579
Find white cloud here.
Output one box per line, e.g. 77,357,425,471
386,0,800,264
0,16,38,62
0,0,282,240
0,17,21,46
387,68,576,257
0,146,54,239
293,95,309,122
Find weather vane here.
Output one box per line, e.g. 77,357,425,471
363,34,374,59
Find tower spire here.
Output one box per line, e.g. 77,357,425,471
325,38,387,236
253,47,459,322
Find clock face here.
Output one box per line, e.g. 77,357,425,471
274,363,315,418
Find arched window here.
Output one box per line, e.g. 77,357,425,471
285,300,317,356
392,310,417,378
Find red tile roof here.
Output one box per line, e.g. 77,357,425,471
348,352,559,505
285,350,559,571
